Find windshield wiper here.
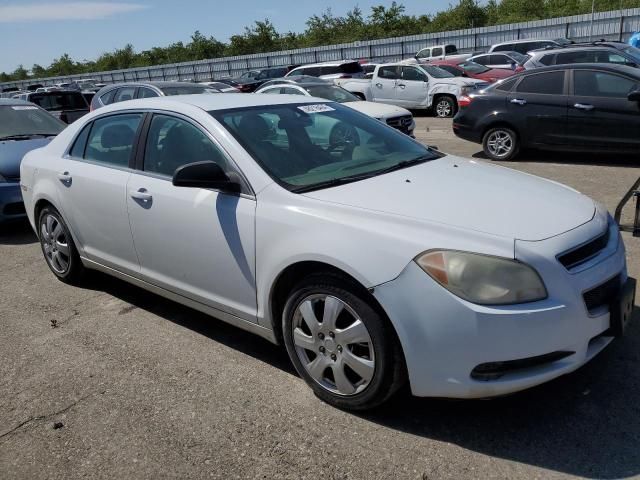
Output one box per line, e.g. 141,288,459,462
291,156,433,193
0,133,58,141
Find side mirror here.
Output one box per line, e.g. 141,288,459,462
628,90,640,102
172,161,241,193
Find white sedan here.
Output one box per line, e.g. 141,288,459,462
20,94,635,410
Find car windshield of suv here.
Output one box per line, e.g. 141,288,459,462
458,61,490,74
212,103,437,192
622,46,640,63
0,105,65,139
160,86,217,96
508,51,529,64
303,85,360,103
420,65,455,78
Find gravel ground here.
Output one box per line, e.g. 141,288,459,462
1,117,639,480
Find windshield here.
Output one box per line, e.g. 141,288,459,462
212,103,437,192
421,65,455,78
622,46,640,63
458,61,490,74
304,85,360,103
160,86,217,96
0,105,65,138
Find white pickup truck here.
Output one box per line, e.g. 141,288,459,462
334,63,486,117
411,44,472,63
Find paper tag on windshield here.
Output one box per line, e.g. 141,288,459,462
298,104,335,114
12,106,38,110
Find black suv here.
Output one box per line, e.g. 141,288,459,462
453,64,640,160
231,66,292,92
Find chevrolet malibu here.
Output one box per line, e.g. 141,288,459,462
20,94,636,410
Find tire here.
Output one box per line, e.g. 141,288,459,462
37,205,86,285
434,96,456,118
282,273,405,410
482,126,520,161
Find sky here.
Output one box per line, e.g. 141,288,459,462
0,0,453,73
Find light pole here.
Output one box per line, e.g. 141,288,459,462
589,0,595,41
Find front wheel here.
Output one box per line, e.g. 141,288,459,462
38,206,86,284
434,96,456,118
282,274,405,410
482,126,520,161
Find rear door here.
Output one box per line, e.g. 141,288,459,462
508,70,568,147
371,65,400,104
55,113,144,274
566,68,640,151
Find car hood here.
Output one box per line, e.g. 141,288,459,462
302,156,595,242
0,137,52,178
433,76,485,88
343,101,411,119
475,69,514,81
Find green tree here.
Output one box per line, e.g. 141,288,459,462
429,0,487,32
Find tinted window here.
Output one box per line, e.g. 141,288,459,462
516,71,564,94
493,44,513,53
473,55,490,65
493,77,518,92
402,66,427,81
300,67,321,77
137,87,159,98
99,89,117,105
490,54,509,64
69,123,91,158
268,67,288,78
432,47,443,57
144,115,227,177
574,70,639,98
113,87,136,103
445,45,457,54
594,51,633,65
30,92,87,111
282,87,305,95
84,113,142,167
416,48,430,59
539,54,555,66
339,62,364,74
378,66,399,79
319,66,341,76
438,65,463,76
556,50,596,64
288,69,303,76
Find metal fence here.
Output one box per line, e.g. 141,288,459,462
3,7,640,90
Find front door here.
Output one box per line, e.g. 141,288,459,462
371,65,400,104
56,113,143,274
566,69,640,151
395,66,429,108
126,113,258,321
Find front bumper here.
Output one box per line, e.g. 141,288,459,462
0,181,26,223
373,218,630,398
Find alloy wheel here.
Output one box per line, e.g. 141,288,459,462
436,99,453,117
40,213,70,274
291,294,375,396
486,130,514,158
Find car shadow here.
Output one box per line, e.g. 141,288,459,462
472,149,640,168
80,270,640,479
0,219,38,245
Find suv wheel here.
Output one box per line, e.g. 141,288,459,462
38,206,86,284
482,126,520,161
282,274,405,410
434,96,456,118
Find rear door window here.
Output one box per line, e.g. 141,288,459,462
539,54,556,66
432,47,443,57
113,87,136,103
30,93,87,111
490,54,509,64
137,87,159,98
556,50,596,64
378,66,400,79
445,45,457,54
69,123,92,158
472,55,490,66
84,113,143,167
339,62,364,74
515,71,565,95
99,89,117,105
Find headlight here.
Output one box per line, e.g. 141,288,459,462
415,250,547,305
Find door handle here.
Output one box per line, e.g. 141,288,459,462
510,98,527,105
574,103,595,111
130,188,152,202
57,171,72,185
397,83,406,89
375,83,383,88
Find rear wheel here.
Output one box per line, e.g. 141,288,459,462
282,274,405,410
434,96,456,118
482,126,519,161
38,206,85,285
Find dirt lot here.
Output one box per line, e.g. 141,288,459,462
1,117,639,480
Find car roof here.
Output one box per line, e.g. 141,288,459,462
262,76,332,86
513,62,640,76
292,60,360,68
530,45,621,55
493,38,559,45
96,92,331,113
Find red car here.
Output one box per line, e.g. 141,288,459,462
430,59,518,83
